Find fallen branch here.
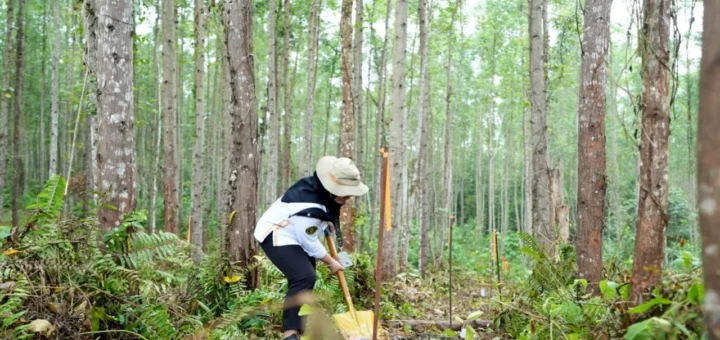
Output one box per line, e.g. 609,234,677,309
387,319,492,331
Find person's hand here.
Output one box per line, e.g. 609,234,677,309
328,260,344,273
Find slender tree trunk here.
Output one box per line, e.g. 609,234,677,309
529,0,552,255
523,88,533,237
353,0,364,178
163,0,180,235
576,0,610,296
340,0,357,252
698,1,720,334
476,119,485,235
370,0,392,254
436,0,460,265
95,0,136,230
40,4,47,185
502,117,510,235
0,0,15,225
303,0,321,176
265,0,280,207
281,0,292,190
382,0,406,278
148,0,161,234
630,0,671,304
419,109,432,267
190,0,207,264
11,0,26,227
49,0,60,178
84,0,98,210
685,1,698,246
223,0,260,288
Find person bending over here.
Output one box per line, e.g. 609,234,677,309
253,156,368,340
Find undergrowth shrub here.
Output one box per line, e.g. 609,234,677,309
0,175,389,339
492,232,706,339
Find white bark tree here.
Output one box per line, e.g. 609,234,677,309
190,0,207,264
95,0,137,230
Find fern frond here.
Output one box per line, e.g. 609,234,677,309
27,175,66,221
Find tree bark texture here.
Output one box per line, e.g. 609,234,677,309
302,0,321,176
148,0,162,234
529,0,552,256
265,0,280,208
340,0,357,252
191,0,207,264
630,0,671,304
383,0,406,278
84,0,99,204
576,0,610,295
95,0,136,230
698,0,720,335
0,0,15,225
222,0,260,286
415,0,431,275
11,0,26,227
370,0,392,256
437,0,460,264
353,0,364,179
163,0,180,235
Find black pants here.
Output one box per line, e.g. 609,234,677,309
260,233,317,334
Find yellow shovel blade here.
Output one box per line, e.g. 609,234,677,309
332,310,386,340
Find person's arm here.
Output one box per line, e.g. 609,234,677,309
291,216,343,272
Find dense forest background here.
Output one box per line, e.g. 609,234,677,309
0,0,718,338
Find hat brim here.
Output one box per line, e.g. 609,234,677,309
316,156,369,197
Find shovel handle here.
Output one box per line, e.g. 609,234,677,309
325,233,357,317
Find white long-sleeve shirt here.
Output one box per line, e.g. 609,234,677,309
254,198,330,259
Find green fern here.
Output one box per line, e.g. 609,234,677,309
26,175,66,222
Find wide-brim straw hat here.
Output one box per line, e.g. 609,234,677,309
316,156,369,197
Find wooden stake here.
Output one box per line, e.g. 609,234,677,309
448,215,455,327
373,147,389,340
187,216,192,243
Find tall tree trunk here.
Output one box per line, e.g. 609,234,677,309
281,0,292,190
223,0,260,287
0,0,15,225
50,0,60,178
340,0,357,252
529,0,552,255
148,0,161,234
40,4,47,185
698,0,720,334
11,0,26,227
630,0,671,304
265,0,280,208
382,0,406,278
302,0,321,175
95,0,136,230
523,82,532,235
163,0,180,234
502,117,510,235
437,0,460,264
84,0,99,209
370,0,392,255
190,0,207,264
353,0,364,178
576,0,610,295
476,118,485,235
685,1,698,246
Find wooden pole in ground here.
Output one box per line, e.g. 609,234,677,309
448,215,455,327
493,231,501,294
373,147,390,340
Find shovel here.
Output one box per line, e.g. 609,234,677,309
324,231,383,340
